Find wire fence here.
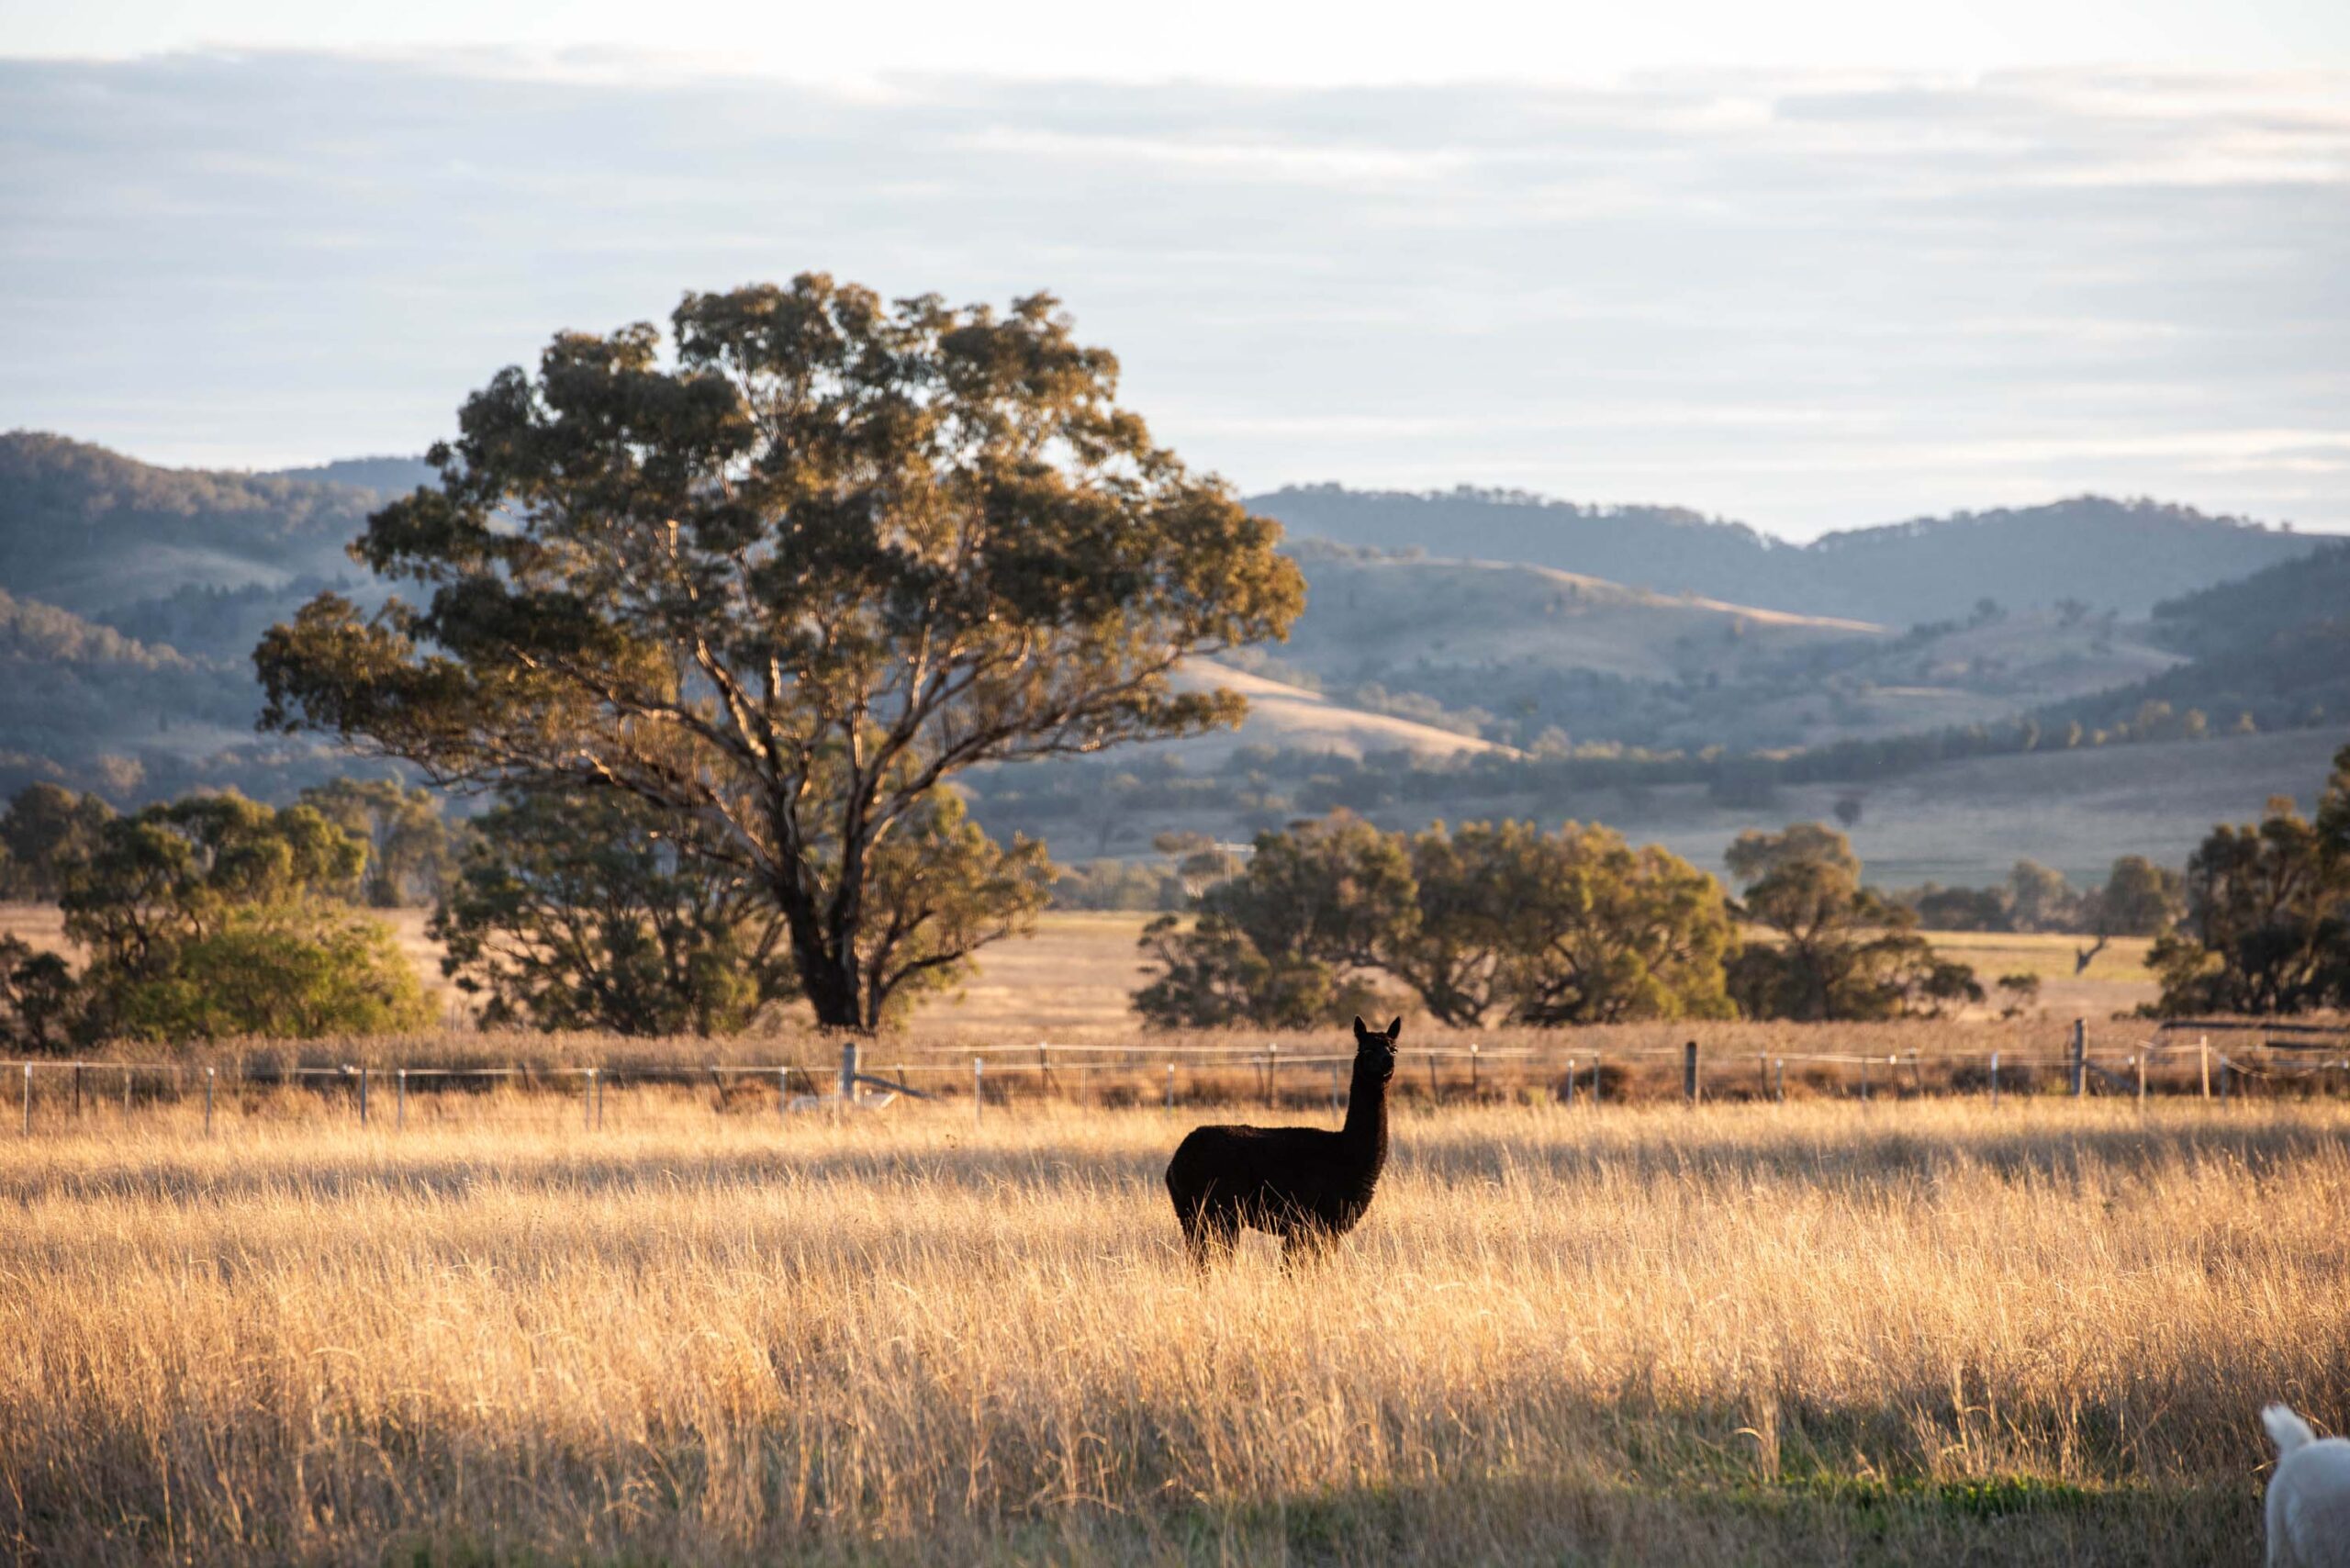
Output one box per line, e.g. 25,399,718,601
8,1018,2350,1138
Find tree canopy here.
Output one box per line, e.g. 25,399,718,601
255,275,1304,1029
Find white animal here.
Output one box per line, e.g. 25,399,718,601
2265,1404,2350,1567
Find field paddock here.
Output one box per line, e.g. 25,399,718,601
5,1094,2346,1565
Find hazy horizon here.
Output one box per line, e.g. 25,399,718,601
3,51,2344,540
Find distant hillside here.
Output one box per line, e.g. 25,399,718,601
1248,486,2322,625
0,586,256,770
1169,659,1509,765
0,431,374,617
2039,539,2350,736
1257,542,2181,753
269,454,440,497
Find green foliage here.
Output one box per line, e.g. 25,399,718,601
1134,812,1410,1029
2151,747,2350,1015
2004,859,2077,934
1726,823,1982,1021
2084,855,2183,937
432,789,797,1036
103,910,431,1042
58,792,427,1042
0,783,114,900
254,275,1300,1029
1487,822,1736,1026
0,935,82,1053
1133,813,1734,1029
298,777,461,906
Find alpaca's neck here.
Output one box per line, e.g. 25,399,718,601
1341,1061,1390,1173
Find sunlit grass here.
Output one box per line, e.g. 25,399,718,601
2,1095,2338,1563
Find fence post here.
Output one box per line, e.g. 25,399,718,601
973,1058,984,1128
1683,1041,1698,1105
1037,1042,1049,1098
73,1064,81,1118
2136,1051,2147,1104
1427,1048,1439,1100
1592,1051,1602,1107
124,1063,133,1116
21,1062,29,1137
1265,1042,1279,1108
1910,1051,1924,1096
1469,1041,1480,1099
359,1067,369,1127
396,1069,406,1133
840,1039,860,1105
1563,1058,1576,1106
1860,1055,1871,1103
2219,1054,2232,1103
205,1065,215,1137
2199,1034,2210,1099
1775,1058,1786,1103
779,1067,790,1126
2070,1019,2087,1097
1165,1060,1174,1111
1757,1053,1768,1099
1989,1050,2000,1107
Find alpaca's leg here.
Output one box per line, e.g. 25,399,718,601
1280,1224,1336,1273
1186,1200,1241,1270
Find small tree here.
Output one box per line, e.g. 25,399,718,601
0,935,82,1052
62,794,431,1042
434,788,800,1035
0,784,113,901
2151,749,2350,1015
1134,812,1409,1028
2005,859,2077,933
1484,822,1734,1026
1725,823,1980,1021
298,778,462,906
257,274,1304,1031
2083,854,2184,938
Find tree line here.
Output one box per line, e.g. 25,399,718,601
1132,814,1982,1029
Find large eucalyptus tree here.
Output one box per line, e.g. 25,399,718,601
258,275,1304,1029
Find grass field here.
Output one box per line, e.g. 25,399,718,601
5,1095,2344,1565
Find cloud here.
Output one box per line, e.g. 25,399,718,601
0,55,2343,538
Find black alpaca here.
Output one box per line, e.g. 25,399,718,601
1164,1014,1400,1269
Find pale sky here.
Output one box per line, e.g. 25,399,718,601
3,4,2346,538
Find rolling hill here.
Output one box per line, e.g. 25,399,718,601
1248,485,2325,626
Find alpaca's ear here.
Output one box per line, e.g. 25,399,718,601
1385,1016,1404,1041
1352,1014,1371,1041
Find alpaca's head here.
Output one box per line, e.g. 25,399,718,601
1351,1014,1402,1081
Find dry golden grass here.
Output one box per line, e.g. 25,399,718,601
5,1093,2344,1565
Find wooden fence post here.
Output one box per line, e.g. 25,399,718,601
1683,1041,1698,1104
72,1064,81,1119
2199,1035,2210,1099
1859,1055,1870,1103
21,1062,29,1137
124,1063,132,1116
973,1057,984,1128
1165,1060,1175,1111
396,1068,406,1133
1989,1050,2000,1107
584,1069,595,1131
2136,1051,2147,1103
205,1066,215,1137
1910,1051,1924,1096
2070,1019,2087,1097
1757,1053,1768,1099
1564,1058,1576,1106
1592,1051,1602,1107
1775,1058,1786,1103
2219,1054,2232,1103
840,1039,860,1105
